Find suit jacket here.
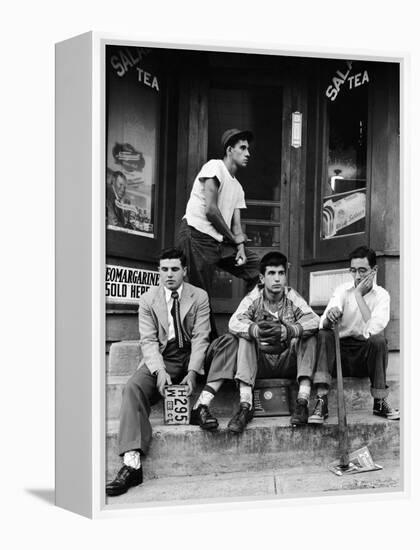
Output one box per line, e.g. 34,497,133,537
138,282,211,375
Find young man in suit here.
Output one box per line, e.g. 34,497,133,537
106,247,211,497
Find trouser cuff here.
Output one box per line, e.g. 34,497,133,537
118,439,144,457
370,386,389,399
313,373,332,386
234,374,255,387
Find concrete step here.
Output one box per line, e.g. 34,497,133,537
105,459,401,506
106,411,400,482
106,342,400,421
106,375,400,422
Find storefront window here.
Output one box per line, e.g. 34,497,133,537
321,74,368,239
106,46,161,238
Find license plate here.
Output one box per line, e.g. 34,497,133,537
163,385,190,424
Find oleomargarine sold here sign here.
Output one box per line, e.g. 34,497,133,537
106,264,160,303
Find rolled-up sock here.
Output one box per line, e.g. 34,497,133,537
316,384,329,397
193,384,218,409
123,450,141,470
297,378,311,402
239,383,253,406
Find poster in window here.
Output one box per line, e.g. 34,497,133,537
106,46,160,238
322,189,366,239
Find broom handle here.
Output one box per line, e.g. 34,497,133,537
334,324,350,467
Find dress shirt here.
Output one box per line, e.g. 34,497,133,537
164,284,184,341
320,281,390,339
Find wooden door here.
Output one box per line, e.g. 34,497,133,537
207,81,295,313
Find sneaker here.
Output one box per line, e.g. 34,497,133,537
227,402,254,434
308,395,329,424
190,404,219,431
290,398,309,426
373,398,400,420
106,464,143,497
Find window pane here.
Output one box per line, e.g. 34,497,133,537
106,46,160,238
322,80,368,239
208,86,282,202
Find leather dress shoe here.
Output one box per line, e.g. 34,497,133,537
227,402,254,434
190,404,219,430
106,464,143,497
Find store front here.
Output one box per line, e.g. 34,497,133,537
105,45,399,350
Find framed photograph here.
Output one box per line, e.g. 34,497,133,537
56,32,405,518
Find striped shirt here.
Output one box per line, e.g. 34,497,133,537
229,285,320,342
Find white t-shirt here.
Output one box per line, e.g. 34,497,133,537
183,159,247,242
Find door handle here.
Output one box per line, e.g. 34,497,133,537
282,173,288,186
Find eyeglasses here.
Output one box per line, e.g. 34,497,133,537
349,267,370,275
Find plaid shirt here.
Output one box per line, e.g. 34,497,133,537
229,285,319,342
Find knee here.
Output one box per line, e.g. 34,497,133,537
123,378,137,398
368,334,387,349
218,332,238,348
300,334,317,351
318,329,333,343
208,332,238,356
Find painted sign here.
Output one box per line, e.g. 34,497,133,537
106,264,160,303
325,61,370,102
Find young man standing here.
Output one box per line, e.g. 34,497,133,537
190,251,320,433
106,248,210,497
177,128,261,338
308,245,399,424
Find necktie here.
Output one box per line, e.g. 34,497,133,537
171,291,184,349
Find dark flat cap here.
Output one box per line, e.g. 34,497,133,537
221,128,254,149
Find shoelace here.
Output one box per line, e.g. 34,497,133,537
313,398,324,415
381,400,393,413
117,466,134,481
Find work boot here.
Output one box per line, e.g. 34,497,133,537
308,395,329,424
373,398,400,420
190,404,219,430
290,398,309,426
227,402,254,434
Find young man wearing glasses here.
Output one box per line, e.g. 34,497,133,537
308,245,399,424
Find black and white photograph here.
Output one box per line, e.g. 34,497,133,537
104,43,401,506
8,0,420,545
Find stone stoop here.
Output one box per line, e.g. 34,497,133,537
106,340,400,421
106,340,401,496
106,412,400,481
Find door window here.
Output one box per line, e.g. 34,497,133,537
207,85,283,307
321,79,368,240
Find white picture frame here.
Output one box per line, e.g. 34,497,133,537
55,32,408,518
